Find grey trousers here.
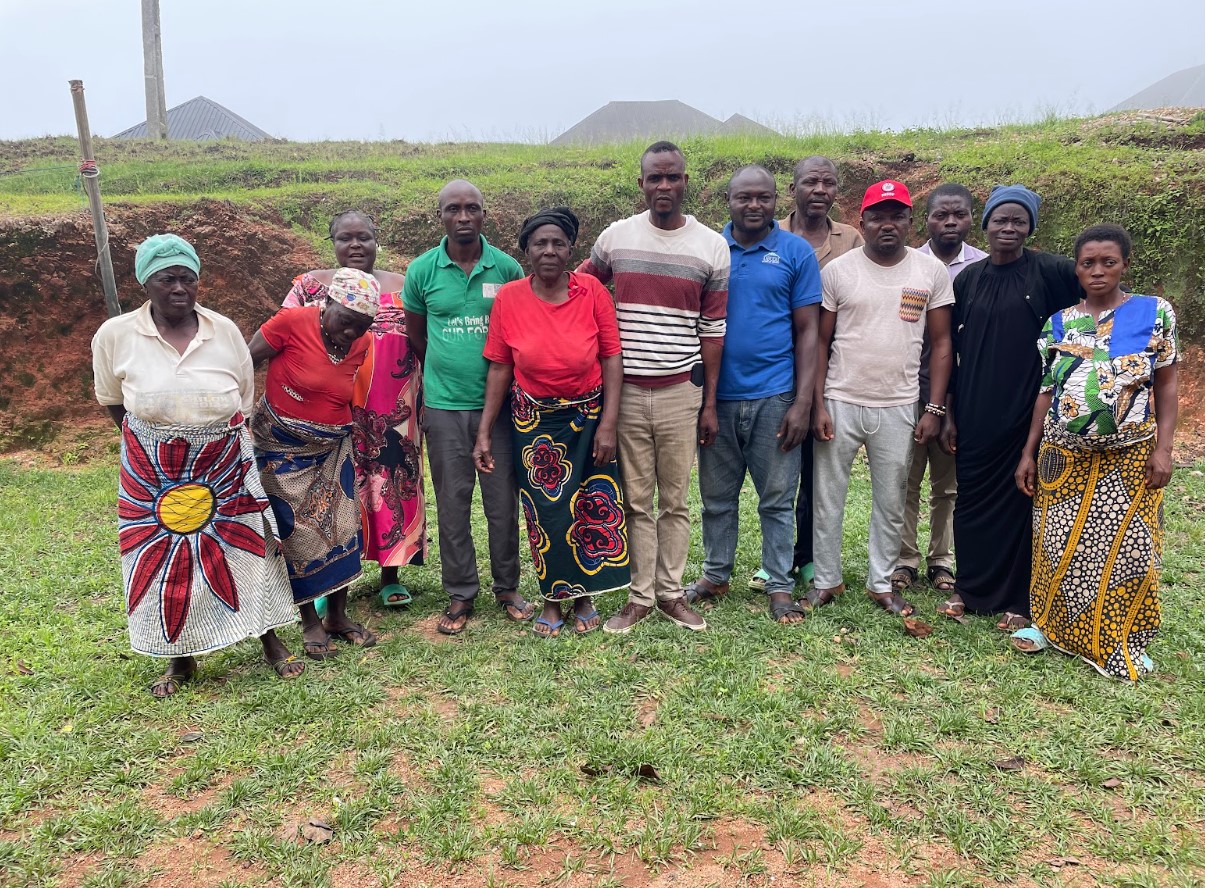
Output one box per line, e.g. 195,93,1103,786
424,407,520,603
812,399,917,596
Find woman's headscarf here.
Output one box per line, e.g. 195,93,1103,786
518,207,580,251
982,185,1041,236
135,233,201,285
328,267,380,318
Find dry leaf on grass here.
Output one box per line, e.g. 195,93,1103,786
301,819,334,844
1046,856,1082,868
179,731,204,743
983,707,1001,724
1101,777,1122,789
991,756,1025,771
903,618,933,638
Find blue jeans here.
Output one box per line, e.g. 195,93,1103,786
698,393,801,595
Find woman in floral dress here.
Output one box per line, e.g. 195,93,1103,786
1013,224,1178,680
283,211,426,607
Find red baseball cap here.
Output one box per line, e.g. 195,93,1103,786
861,180,912,212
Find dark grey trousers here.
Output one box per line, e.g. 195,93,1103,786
424,407,520,603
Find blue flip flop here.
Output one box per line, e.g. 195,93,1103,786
574,608,600,636
532,616,564,638
1010,626,1048,654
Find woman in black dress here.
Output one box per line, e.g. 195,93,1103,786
940,185,1081,627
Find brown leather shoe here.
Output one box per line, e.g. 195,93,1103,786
657,596,706,631
603,601,653,635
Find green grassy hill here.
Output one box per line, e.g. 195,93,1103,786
2,110,1202,333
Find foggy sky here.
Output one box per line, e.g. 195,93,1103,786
2,0,1203,143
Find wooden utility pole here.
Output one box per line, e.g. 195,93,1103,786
141,0,168,139
68,80,121,318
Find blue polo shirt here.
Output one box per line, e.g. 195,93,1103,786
717,221,821,400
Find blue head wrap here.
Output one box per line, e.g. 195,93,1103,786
135,233,201,285
982,185,1041,236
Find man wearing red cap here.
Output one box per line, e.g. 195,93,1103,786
807,180,954,617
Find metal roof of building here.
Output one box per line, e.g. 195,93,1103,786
1109,64,1204,111
112,95,273,141
551,100,724,146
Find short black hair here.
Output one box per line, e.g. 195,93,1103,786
1074,223,1132,261
727,164,775,192
642,140,683,164
925,184,974,214
328,210,376,239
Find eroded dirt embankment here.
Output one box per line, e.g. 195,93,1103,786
0,200,321,456
0,199,1202,464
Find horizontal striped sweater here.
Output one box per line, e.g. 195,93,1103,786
577,211,728,387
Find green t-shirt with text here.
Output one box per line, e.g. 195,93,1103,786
402,236,524,410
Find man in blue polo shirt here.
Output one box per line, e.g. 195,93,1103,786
684,165,821,623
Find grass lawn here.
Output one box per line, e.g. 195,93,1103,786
0,454,1201,888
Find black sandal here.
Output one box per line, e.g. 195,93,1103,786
890,566,918,592
684,579,730,605
495,592,535,622
438,601,475,635
768,594,806,624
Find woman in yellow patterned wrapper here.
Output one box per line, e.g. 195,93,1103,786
1012,224,1178,680
91,234,303,698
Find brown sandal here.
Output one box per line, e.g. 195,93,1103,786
890,566,918,592
996,611,1028,631
802,583,844,610
496,592,536,622
937,593,966,619
927,566,956,594
867,588,915,616
684,579,730,605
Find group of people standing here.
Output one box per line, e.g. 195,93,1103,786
91,140,1179,696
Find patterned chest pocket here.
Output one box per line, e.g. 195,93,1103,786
899,288,929,323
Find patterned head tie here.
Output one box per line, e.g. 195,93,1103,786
328,267,380,318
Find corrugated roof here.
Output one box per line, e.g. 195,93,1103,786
550,100,723,146
719,114,779,136
1109,64,1204,111
112,95,273,141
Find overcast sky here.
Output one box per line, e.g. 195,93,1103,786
2,0,1202,142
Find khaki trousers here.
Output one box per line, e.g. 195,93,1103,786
616,381,702,606
896,412,957,572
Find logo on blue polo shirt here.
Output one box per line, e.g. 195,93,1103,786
762,252,780,264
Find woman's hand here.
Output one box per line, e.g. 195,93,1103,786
1144,448,1173,489
1015,453,1037,497
472,435,495,473
593,420,617,466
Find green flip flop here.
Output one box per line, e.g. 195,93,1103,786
379,583,413,608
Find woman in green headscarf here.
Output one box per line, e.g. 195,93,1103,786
91,233,304,698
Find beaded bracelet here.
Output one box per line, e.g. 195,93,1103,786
924,402,947,417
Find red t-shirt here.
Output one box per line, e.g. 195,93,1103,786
483,272,622,398
260,305,369,424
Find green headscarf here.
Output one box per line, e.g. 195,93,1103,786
134,233,201,285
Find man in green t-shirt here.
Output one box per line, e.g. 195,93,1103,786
403,179,533,635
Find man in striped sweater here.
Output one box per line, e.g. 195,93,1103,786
577,141,730,633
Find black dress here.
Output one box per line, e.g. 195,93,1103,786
951,251,1080,615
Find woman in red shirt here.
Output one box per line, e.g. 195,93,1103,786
249,268,379,659
474,208,629,637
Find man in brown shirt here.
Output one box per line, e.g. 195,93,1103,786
779,156,864,267
750,155,863,593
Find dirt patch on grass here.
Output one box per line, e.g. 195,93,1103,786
54,851,105,887
135,836,270,887
142,771,236,819
1174,343,1203,464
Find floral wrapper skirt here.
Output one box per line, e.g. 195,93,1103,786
512,385,630,601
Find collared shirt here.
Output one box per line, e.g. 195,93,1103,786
402,234,524,409
918,239,988,280
92,301,253,426
718,221,821,401
915,240,988,400
777,211,864,268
